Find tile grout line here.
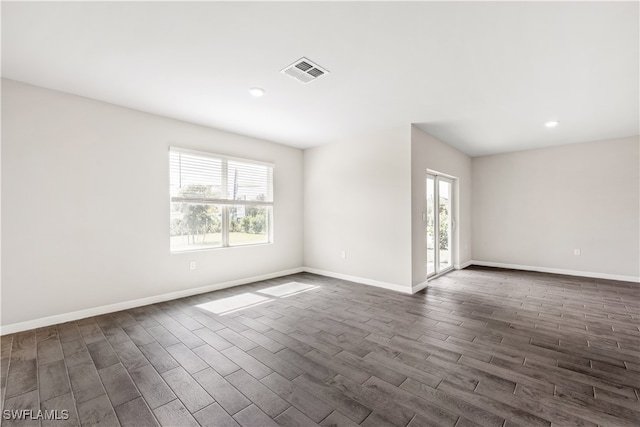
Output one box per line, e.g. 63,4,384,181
55,324,81,425
94,314,161,426
0,335,14,427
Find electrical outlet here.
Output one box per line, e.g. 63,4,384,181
341,250,346,259
573,249,581,256
189,261,197,270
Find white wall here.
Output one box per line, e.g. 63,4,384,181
3,79,638,332
1,79,304,328
472,136,640,280
411,126,473,286
303,126,413,291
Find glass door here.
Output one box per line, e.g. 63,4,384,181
426,175,436,276
426,174,454,278
438,178,452,272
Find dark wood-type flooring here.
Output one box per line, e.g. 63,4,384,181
1,267,639,426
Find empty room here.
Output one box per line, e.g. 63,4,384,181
1,1,639,427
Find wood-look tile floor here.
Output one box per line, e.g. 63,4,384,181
1,267,639,427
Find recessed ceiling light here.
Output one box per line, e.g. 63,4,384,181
248,87,265,97
545,120,559,128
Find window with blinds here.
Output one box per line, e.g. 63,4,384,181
169,147,273,252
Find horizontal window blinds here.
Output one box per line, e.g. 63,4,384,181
228,160,273,203
170,148,273,204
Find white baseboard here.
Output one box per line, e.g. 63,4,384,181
303,267,412,294
455,260,473,270
0,267,304,335
4,261,636,335
470,260,640,283
411,281,429,294
412,260,472,293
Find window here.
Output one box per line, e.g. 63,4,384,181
169,147,273,252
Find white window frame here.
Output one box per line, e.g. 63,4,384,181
169,147,274,252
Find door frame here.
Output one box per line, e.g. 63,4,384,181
426,171,456,280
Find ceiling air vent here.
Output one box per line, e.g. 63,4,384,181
281,57,329,84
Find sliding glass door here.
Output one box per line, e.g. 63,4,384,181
426,173,454,277
426,176,436,276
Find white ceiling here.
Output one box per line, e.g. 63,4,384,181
2,1,638,156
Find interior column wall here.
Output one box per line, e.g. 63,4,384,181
303,126,413,291
411,125,473,288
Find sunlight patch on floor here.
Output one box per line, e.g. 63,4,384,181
195,282,321,316
256,282,320,298
196,293,273,316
